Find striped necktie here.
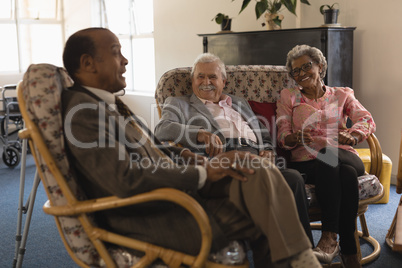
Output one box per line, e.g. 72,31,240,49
114,96,173,160
115,96,134,118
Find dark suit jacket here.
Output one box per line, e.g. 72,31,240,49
61,85,229,254
155,93,274,154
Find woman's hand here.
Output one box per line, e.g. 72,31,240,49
338,131,361,146
285,130,313,147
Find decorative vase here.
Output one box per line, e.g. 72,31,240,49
323,9,339,25
265,12,284,30
221,18,232,31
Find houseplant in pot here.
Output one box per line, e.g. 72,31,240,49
212,13,233,32
320,3,340,25
238,0,311,30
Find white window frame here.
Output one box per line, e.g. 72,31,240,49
0,0,65,73
100,0,155,94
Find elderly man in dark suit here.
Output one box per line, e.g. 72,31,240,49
155,53,313,246
61,27,319,268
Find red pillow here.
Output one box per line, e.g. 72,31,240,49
248,101,277,134
248,101,290,161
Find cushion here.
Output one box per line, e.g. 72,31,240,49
248,100,290,162
356,148,392,204
306,174,382,207
22,64,101,265
358,174,382,200
248,101,276,133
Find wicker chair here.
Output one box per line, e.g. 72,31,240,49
17,63,248,268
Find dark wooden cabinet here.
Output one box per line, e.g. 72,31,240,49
199,27,356,87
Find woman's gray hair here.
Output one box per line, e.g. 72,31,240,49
286,45,327,79
191,53,227,79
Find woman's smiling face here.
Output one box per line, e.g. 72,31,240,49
290,55,322,88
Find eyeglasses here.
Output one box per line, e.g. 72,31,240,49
289,62,313,77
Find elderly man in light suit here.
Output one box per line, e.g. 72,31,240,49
155,53,313,246
62,28,319,268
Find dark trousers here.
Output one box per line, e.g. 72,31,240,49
290,147,365,254
280,168,314,246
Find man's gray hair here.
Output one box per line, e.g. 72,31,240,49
286,45,328,79
191,53,227,79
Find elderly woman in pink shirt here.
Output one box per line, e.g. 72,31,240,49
276,45,375,268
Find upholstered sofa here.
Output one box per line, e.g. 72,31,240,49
155,64,390,265
155,65,391,203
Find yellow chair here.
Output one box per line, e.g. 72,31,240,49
18,64,248,268
357,148,392,203
155,65,386,265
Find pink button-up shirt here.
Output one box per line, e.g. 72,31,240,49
198,94,257,142
276,86,376,162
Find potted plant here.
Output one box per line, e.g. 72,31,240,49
212,13,233,32
238,0,311,30
320,3,340,25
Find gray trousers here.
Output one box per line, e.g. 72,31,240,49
203,157,311,263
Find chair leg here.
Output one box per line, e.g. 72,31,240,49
359,214,370,237
358,230,381,265
357,213,381,265
386,196,402,250
386,208,398,249
354,217,362,261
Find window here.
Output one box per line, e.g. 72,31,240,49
0,0,64,73
101,0,155,93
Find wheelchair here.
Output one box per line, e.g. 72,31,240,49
0,84,24,168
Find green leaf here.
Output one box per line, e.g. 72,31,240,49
273,16,283,26
282,0,296,15
255,0,268,19
273,3,282,13
319,5,330,15
330,3,340,9
239,0,251,14
213,13,226,24
239,0,311,20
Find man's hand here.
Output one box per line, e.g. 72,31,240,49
180,149,208,166
205,151,256,183
197,129,224,158
259,150,275,164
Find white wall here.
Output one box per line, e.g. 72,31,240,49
152,0,402,180
0,74,23,87
153,0,296,77
64,0,101,40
